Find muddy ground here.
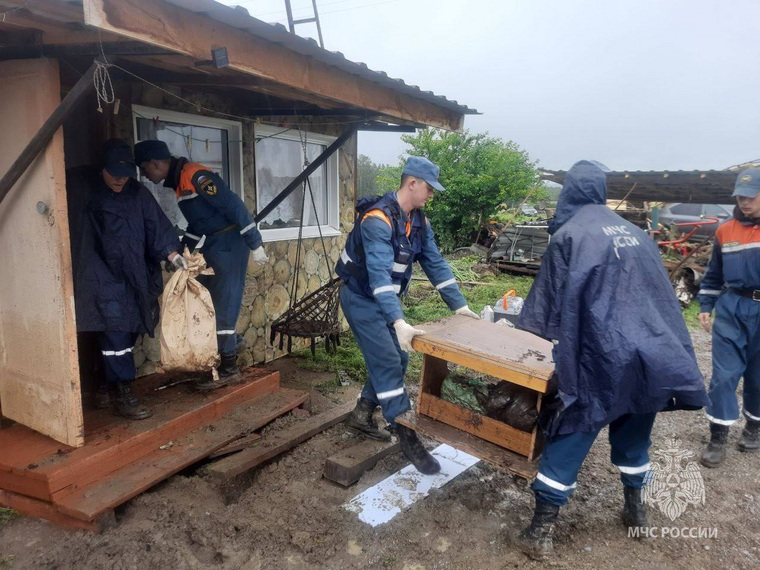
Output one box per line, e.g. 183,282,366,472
1,329,759,570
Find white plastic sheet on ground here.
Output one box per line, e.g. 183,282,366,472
344,444,480,526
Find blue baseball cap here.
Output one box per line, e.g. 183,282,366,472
134,140,172,166
102,139,136,178
402,156,445,192
733,168,760,198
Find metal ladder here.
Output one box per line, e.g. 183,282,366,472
283,0,325,48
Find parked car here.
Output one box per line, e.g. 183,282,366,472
520,204,539,216
658,203,733,240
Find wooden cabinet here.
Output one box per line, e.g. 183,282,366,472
396,315,554,479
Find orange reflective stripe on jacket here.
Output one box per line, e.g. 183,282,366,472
362,209,411,237
176,162,208,199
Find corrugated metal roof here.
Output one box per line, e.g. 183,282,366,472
154,0,478,116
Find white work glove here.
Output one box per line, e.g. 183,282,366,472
169,252,188,271
393,319,425,353
250,246,269,265
455,305,480,319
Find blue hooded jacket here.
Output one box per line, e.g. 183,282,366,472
518,161,709,436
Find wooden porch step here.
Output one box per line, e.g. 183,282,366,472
0,367,280,502
54,388,307,522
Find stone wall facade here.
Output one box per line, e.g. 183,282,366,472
107,82,356,373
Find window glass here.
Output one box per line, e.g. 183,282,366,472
133,109,242,230
255,135,329,230
669,203,702,216
702,204,731,217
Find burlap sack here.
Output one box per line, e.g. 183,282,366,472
159,247,219,374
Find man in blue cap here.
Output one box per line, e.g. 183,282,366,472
335,156,479,474
516,160,708,558
698,168,760,467
134,140,268,391
71,139,184,419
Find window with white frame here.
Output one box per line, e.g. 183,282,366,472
132,105,244,230
255,126,340,241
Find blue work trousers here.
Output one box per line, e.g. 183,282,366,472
533,413,656,506
706,292,760,425
97,331,139,385
340,285,411,426
196,232,250,356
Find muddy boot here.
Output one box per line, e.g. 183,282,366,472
701,423,729,467
622,486,648,531
93,384,112,409
515,500,559,560
738,419,760,453
394,425,440,475
113,382,152,420
345,398,391,441
194,353,243,393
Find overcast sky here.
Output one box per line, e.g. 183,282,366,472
220,0,760,172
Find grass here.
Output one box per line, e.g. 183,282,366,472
0,509,16,526
289,257,703,386
0,555,13,569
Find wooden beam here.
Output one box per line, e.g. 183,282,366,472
207,401,355,480
83,0,465,130
0,62,95,208
323,439,400,487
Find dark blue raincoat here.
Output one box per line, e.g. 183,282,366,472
72,168,180,335
518,161,709,436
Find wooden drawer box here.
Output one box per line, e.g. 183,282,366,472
396,315,554,478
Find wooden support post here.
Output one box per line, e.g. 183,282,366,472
0,62,96,207
253,125,356,223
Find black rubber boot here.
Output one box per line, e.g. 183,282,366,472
622,486,648,531
113,382,152,420
395,425,440,475
194,353,243,392
345,398,391,441
515,500,560,560
93,384,112,410
701,423,730,467
738,419,760,453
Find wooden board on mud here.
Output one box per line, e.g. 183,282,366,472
323,439,400,487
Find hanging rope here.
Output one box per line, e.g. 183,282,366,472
93,59,115,114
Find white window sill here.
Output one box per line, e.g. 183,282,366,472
260,225,343,242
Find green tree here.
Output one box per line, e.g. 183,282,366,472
399,128,538,249
357,154,381,198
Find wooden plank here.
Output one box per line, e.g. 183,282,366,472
0,58,85,448
418,393,534,457
395,411,538,480
0,62,95,206
419,354,449,399
208,387,308,458
82,0,465,131
323,439,400,487
54,391,303,521
412,315,553,393
209,433,261,459
44,370,279,501
0,489,105,532
207,401,355,480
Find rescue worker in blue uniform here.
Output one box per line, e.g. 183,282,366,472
698,168,760,467
336,156,479,475
134,140,269,391
516,161,709,559
72,140,184,420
